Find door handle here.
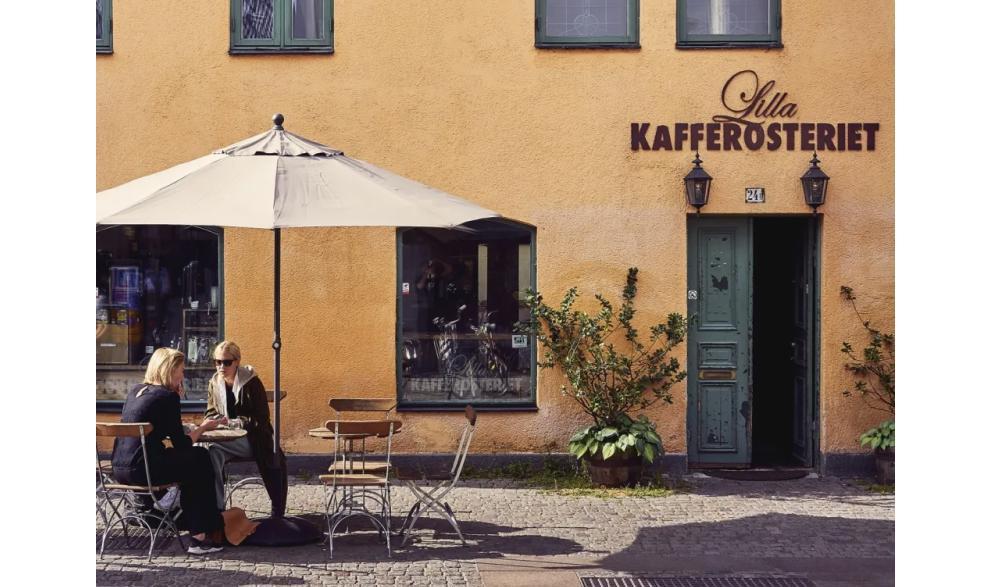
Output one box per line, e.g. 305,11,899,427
789,341,797,361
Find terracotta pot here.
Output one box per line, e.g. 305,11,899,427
584,452,643,487
874,447,894,485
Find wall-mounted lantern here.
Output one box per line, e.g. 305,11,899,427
800,152,830,212
684,152,712,212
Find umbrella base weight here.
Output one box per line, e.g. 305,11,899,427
243,515,322,546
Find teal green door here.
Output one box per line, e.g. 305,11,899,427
686,217,752,467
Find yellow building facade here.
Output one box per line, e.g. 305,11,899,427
97,1,894,474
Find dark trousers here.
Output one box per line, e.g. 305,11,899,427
259,449,288,517
114,446,223,536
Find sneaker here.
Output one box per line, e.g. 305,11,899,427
154,486,181,512
187,537,223,555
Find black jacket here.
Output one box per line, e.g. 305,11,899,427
111,383,192,484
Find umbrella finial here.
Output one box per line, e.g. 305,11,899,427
272,113,285,130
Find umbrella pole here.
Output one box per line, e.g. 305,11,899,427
273,227,282,468
245,226,321,545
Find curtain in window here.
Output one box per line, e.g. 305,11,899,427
545,0,629,38
292,0,323,40
687,0,770,35
96,0,103,39
243,0,275,40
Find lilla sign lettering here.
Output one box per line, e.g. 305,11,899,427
631,70,880,152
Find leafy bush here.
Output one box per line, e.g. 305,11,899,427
517,267,687,463
859,419,895,451
840,286,895,449
569,413,663,463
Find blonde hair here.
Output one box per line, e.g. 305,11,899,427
144,348,186,389
213,340,242,362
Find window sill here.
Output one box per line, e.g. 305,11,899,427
97,400,208,413
676,42,783,50
535,42,640,50
96,47,113,55
229,47,334,55
398,403,538,413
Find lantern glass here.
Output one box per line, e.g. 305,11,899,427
685,177,710,208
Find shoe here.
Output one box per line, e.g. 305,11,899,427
187,537,224,555
154,486,181,512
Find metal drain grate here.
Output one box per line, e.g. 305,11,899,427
580,577,816,587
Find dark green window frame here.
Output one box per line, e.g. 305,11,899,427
535,0,640,49
230,0,333,55
96,225,225,413
676,0,782,49
395,220,538,412
97,0,112,54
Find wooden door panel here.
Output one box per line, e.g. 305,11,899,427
687,217,751,466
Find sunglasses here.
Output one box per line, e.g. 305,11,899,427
214,359,235,367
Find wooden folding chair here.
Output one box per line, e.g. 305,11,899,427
395,406,477,546
318,419,401,557
96,422,185,561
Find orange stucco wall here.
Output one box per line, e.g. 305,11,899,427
97,1,894,457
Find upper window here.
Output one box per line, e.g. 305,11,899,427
535,0,639,48
96,0,112,54
677,0,781,48
398,220,536,409
97,226,223,409
230,0,332,54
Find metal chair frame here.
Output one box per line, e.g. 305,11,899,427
320,419,397,557
397,406,477,547
96,422,185,561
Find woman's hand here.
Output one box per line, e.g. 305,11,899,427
188,417,227,443
201,417,227,430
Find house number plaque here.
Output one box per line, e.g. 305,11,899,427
745,187,765,203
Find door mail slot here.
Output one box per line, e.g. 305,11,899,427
699,369,736,380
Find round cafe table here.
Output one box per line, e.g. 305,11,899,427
199,428,248,442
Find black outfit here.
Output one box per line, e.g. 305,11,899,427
111,384,223,536
206,374,288,516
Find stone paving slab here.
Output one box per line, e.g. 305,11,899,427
96,476,894,586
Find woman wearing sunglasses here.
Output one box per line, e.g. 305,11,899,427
203,340,287,517
111,348,227,554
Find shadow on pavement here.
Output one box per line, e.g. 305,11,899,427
599,512,894,571
97,512,585,565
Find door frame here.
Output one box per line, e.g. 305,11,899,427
685,214,821,470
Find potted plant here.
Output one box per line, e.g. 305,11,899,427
840,286,895,484
518,268,687,487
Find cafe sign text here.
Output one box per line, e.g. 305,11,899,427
631,70,880,152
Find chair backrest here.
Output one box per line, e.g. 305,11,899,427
96,422,154,437
323,419,400,483
95,421,156,493
450,406,478,481
324,419,402,437
329,398,396,417
265,389,288,403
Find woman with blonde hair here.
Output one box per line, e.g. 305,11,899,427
203,340,287,516
111,348,227,554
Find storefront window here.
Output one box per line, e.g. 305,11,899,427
96,226,223,407
398,220,535,408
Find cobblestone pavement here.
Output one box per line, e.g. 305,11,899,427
96,475,894,586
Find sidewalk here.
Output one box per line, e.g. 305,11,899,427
96,475,894,586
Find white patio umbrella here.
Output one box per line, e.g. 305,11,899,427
97,114,501,542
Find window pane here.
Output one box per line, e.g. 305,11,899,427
96,226,222,403
291,0,324,40
242,0,275,39
545,0,630,38
96,0,103,40
686,0,770,35
400,221,533,404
